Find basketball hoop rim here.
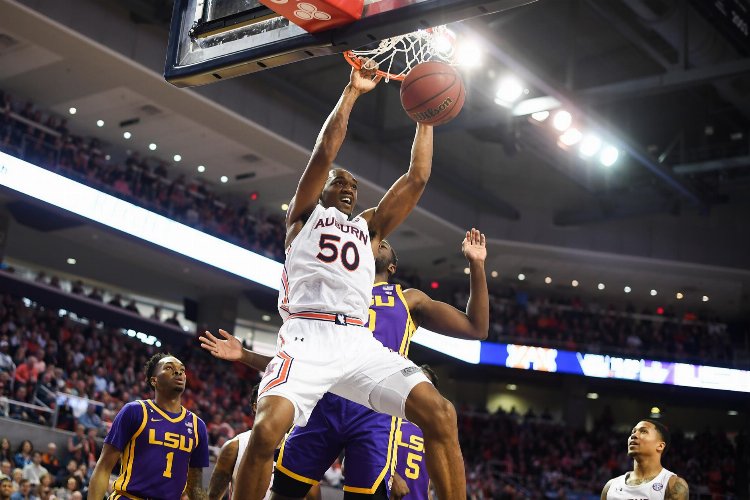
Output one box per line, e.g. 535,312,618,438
343,50,407,82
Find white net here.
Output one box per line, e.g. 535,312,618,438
344,26,456,82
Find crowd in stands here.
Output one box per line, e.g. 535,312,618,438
453,287,740,367
459,406,746,499
0,89,286,262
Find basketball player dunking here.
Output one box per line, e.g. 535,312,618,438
88,353,210,500
202,230,489,498
222,63,466,499
601,419,689,500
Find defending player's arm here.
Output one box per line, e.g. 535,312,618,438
207,439,238,500
406,229,489,340
200,330,273,371
665,475,689,500
360,122,433,242
600,478,614,500
87,444,120,500
286,64,381,234
389,471,410,500
186,468,207,500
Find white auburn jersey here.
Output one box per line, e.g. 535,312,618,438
607,468,675,500
229,430,272,500
279,204,375,321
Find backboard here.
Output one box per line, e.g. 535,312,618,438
165,0,537,87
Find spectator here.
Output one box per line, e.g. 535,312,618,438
13,442,32,469
76,406,102,433
66,428,86,465
124,300,139,315
0,461,10,481
164,312,181,328
53,477,79,500
54,462,76,488
0,478,11,500
10,478,37,500
323,459,344,488
0,341,14,374
10,470,21,491
21,452,46,487
0,440,11,464
106,294,123,308
39,444,59,478
14,358,38,385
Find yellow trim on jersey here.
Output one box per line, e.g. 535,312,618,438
192,413,199,450
109,493,144,500
113,401,148,493
275,427,319,486
395,285,416,356
146,399,187,423
373,281,388,286
342,414,400,494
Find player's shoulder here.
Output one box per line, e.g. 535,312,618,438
666,473,689,497
119,400,147,414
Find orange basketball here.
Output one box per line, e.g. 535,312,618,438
400,61,465,126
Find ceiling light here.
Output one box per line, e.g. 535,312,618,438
281,203,289,211
494,77,525,106
197,165,205,173
552,110,572,131
571,280,579,287
586,392,598,400
66,258,76,265
123,132,132,139
173,154,182,162
599,145,619,167
506,384,517,391
676,292,684,300
650,289,657,296
105,155,111,161
149,143,157,151
68,107,77,115
220,175,229,183
702,295,709,302
728,410,738,416
531,110,549,122
580,134,602,157
544,276,552,284
624,286,631,293
261,314,271,322
491,271,498,278
518,273,525,281
454,39,482,67
96,120,104,127
597,283,605,290
464,267,470,275
650,406,660,415
559,128,582,146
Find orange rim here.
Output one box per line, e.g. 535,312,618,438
343,50,407,82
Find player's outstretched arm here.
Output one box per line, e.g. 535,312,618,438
405,229,488,340
665,475,689,500
361,123,433,242
208,439,238,500
286,63,381,231
199,330,273,371
87,444,120,500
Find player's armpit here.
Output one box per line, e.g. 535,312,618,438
187,467,208,500
665,475,689,500
405,289,487,340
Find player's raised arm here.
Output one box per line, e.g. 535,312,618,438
286,64,381,233
199,329,273,371
405,229,488,340
87,444,120,500
361,122,433,243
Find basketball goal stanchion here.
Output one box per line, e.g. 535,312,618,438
343,26,457,82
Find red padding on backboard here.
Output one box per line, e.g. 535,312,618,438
259,0,364,33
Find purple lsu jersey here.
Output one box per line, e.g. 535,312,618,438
104,400,209,500
386,420,430,500
274,283,416,494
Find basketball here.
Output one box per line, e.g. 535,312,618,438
400,61,465,126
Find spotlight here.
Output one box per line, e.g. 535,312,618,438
544,276,552,284
552,110,572,131
197,165,205,173
506,384,517,391
281,203,289,211
599,145,619,167
728,410,738,416
650,406,660,415
454,39,482,67
261,315,271,322
494,77,525,106
676,292,684,300
123,132,132,139
624,286,631,293
586,392,599,400
580,135,602,157
491,271,498,278
66,258,76,265
220,175,228,183
464,267,470,275
571,280,579,287
531,111,549,122
173,154,182,162
69,107,77,115
650,289,657,296
96,120,104,127
518,273,525,281
149,143,157,151
559,128,582,146
597,283,605,290
702,295,709,302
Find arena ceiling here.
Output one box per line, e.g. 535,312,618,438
1,0,749,317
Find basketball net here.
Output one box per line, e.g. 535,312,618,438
343,26,456,82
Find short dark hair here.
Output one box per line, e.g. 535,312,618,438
420,364,438,389
643,418,671,454
0,477,10,485
144,352,172,389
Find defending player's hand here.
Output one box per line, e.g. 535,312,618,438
461,228,487,264
350,57,382,94
199,329,243,362
389,472,410,500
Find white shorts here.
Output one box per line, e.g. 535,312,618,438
258,318,428,426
